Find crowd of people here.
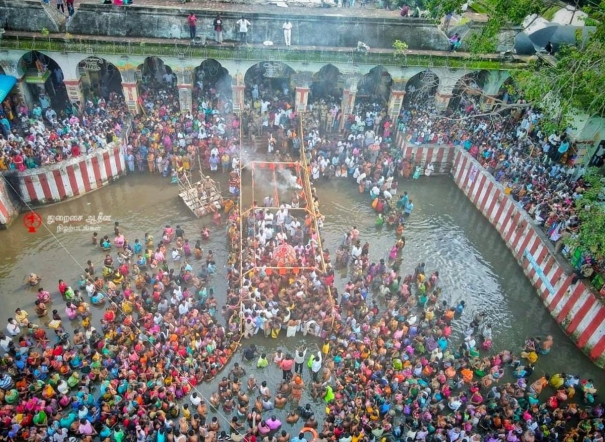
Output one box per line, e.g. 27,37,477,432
0,93,128,172
0,213,247,441
392,96,599,284
1,60,604,442
227,93,604,442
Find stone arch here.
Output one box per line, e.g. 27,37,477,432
193,59,233,109
244,61,296,104
448,70,490,111
356,65,392,106
77,56,124,102
402,70,439,109
0,66,5,75
17,50,69,110
137,56,179,110
310,64,342,104
498,76,517,104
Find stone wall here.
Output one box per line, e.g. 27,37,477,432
0,0,61,33
394,133,455,175
67,4,452,50
453,149,605,368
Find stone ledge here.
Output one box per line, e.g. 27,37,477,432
1,32,530,70
0,0,61,33
66,2,449,49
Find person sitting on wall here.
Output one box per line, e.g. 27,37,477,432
572,262,594,285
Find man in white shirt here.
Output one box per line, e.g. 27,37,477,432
236,16,251,43
257,229,267,246
45,108,57,125
173,285,183,302
288,218,301,237
6,319,20,336
294,347,307,374
0,333,12,352
311,353,322,381
282,20,292,46
275,208,287,227
178,300,190,317
448,396,462,412
190,392,203,407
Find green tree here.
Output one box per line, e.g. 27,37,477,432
427,0,605,128
513,39,605,130
392,40,409,58
567,167,605,258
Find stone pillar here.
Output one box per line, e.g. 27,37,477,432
232,85,244,112
175,68,194,114
340,87,357,131
178,85,193,114
232,73,244,112
432,68,468,112
483,71,511,96
292,71,313,113
339,75,360,131
295,86,310,113
387,80,406,122
64,79,85,109
435,93,452,111
15,76,34,110
122,83,140,114
481,95,499,112
119,67,140,114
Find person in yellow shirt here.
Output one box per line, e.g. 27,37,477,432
15,308,30,326
257,353,269,368
351,431,364,442
221,153,231,173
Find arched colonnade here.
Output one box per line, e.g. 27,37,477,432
0,50,512,119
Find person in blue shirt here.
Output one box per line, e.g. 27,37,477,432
404,200,414,217
209,154,220,172
397,191,408,210
133,239,143,255
0,116,10,137
32,105,42,119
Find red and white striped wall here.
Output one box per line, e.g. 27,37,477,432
452,149,605,368
395,134,456,175
16,144,126,205
0,177,19,229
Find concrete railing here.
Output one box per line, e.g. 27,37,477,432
0,142,126,228
394,130,456,175
452,148,605,368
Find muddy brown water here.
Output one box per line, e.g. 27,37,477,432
0,170,602,434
